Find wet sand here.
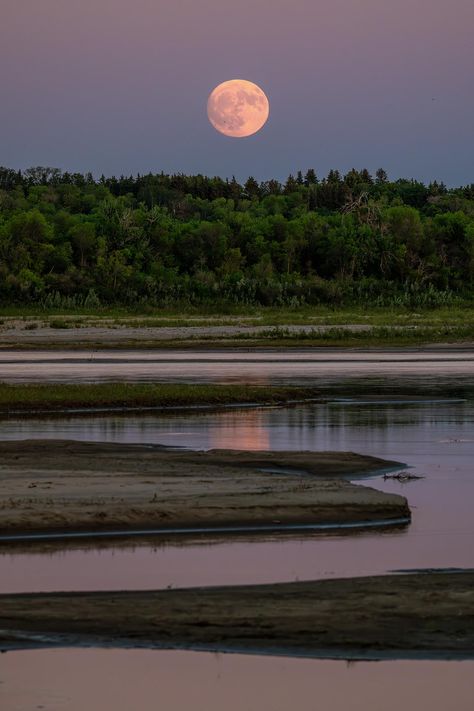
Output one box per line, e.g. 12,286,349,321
0,440,408,536
1,571,473,658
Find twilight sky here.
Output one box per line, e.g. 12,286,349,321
1,0,473,184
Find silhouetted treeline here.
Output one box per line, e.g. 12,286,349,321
1,166,473,308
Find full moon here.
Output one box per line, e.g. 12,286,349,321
207,79,270,138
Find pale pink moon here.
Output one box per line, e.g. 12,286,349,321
207,79,270,138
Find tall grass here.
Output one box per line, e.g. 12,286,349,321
0,383,318,414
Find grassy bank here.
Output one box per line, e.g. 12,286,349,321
0,383,319,415
1,304,474,348
103,304,474,332
2,303,474,327
220,323,474,347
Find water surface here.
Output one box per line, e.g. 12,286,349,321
1,347,474,385
2,386,474,710
1,399,473,593
1,649,473,711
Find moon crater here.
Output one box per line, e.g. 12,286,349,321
207,80,270,138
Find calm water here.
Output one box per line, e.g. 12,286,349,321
1,399,473,592
1,347,474,385
1,650,473,711
2,376,474,710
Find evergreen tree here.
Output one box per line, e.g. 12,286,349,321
243,176,260,199
304,169,317,186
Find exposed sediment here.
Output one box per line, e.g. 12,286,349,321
0,440,409,536
1,572,473,658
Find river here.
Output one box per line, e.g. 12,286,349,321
1,399,474,592
1,347,474,385
1,353,473,710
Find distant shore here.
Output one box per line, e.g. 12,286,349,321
0,440,409,537
1,305,474,348
1,571,473,658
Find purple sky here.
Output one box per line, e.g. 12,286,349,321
1,0,473,184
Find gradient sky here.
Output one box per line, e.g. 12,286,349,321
1,0,473,184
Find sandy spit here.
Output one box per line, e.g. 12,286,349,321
0,440,408,536
1,572,473,658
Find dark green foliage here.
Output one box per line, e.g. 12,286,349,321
0,166,473,308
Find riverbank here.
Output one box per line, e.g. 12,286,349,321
1,571,472,658
1,324,474,349
1,307,474,348
0,440,408,537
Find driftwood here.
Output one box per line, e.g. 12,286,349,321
384,471,424,482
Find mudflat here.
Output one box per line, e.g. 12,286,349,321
1,572,473,658
0,440,408,535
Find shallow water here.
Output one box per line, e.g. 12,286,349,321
1,347,474,384
1,649,473,711
1,399,473,593
2,387,474,710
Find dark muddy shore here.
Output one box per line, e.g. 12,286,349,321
1,572,473,659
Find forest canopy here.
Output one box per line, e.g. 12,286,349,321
1,166,473,309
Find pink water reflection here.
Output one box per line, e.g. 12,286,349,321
1,649,473,711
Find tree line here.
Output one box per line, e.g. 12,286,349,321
1,165,473,308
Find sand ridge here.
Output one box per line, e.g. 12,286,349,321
1,572,473,658
0,440,409,536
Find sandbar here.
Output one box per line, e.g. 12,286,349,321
1,571,472,658
0,440,409,537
